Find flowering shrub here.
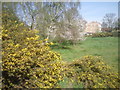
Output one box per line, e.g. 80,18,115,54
2,11,65,88
67,55,120,88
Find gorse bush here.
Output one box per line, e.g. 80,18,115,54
2,10,65,88
67,55,120,88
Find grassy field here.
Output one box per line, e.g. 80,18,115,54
52,37,118,72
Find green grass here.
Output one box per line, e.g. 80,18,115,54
58,77,83,88
52,37,118,72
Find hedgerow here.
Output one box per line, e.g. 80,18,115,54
89,32,113,37
67,55,120,88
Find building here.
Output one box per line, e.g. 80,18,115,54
84,21,101,34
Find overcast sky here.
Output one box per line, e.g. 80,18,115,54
80,2,118,23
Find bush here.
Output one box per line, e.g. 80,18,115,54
87,32,113,37
112,31,119,37
2,11,66,88
67,55,120,88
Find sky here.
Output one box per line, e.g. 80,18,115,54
16,2,118,26
80,2,118,23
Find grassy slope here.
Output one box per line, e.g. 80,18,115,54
53,37,118,71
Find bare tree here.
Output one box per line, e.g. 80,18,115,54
20,2,39,30
102,13,117,32
16,2,85,44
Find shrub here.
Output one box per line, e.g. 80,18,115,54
2,12,66,88
67,55,120,88
112,31,118,37
87,32,113,37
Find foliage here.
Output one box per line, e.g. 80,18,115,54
67,55,120,88
17,2,85,44
87,32,113,37
17,2,82,39
2,10,65,88
112,30,119,37
2,3,119,89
